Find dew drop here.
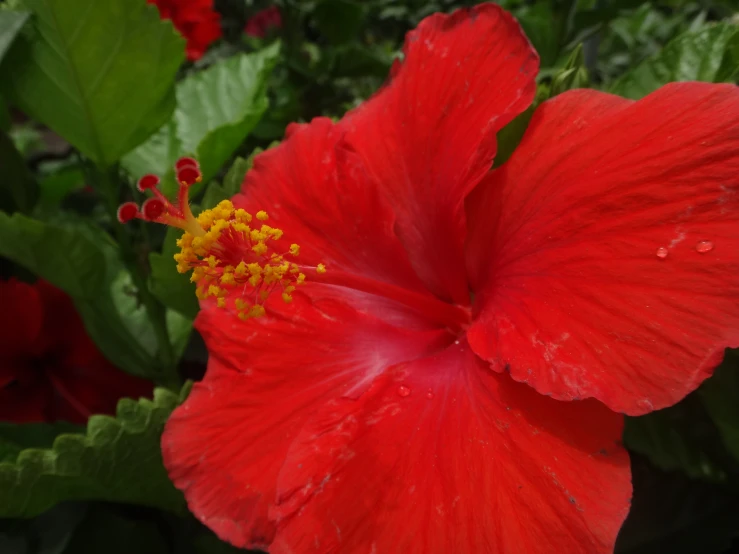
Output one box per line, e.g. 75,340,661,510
426,390,434,400
695,240,714,253
656,247,668,259
397,385,411,398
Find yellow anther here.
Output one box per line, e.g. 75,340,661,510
316,264,327,274
172,200,320,320
207,284,222,297
234,209,252,223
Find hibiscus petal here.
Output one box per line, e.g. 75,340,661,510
161,296,452,549
466,83,739,415
342,3,538,304
270,341,630,554
235,116,429,297
0,279,43,360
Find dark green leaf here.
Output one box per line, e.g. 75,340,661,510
609,23,739,99
1,0,184,166
149,226,198,320
0,10,28,63
123,44,280,197
623,395,729,483
312,0,366,45
0,422,83,464
700,350,739,463
0,130,37,212
0,385,190,518
62,508,169,554
616,457,739,554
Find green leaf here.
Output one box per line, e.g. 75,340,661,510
623,395,729,483
200,152,256,208
149,226,198,320
0,385,190,518
700,350,739,463
609,23,739,99
0,10,29,63
0,211,159,378
1,0,184,166
123,44,281,197
549,43,589,97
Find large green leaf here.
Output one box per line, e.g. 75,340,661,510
123,44,280,196
1,0,184,167
0,385,189,518
0,130,37,212
0,10,29,62
609,23,739,99
0,212,159,378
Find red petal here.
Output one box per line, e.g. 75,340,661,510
0,279,43,359
341,4,538,304
161,296,452,549
270,342,630,554
235,117,438,315
466,83,739,415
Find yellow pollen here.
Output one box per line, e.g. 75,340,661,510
171,201,327,320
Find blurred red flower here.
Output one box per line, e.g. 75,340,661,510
0,279,152,424
244,6,282,38
156,3,739,553
148,0,222,60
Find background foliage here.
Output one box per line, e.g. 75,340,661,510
0,0,738,552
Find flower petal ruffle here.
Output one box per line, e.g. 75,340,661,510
467,83,739,415
162,296,451,549
342,3,538,304
270,341,630,554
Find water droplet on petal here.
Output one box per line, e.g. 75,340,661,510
426,390,434,399
695,240,714,253
656,247,668,259
397,385,411,398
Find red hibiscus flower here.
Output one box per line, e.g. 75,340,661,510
244,6,282,39
138,3,739,553
148,0,222,60
0,279,152,424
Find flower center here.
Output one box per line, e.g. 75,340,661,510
118,157,324,320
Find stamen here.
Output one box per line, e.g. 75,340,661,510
118,156,323,320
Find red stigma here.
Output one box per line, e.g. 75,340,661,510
117,202,140,223
177,165,202,187
175,156,199,170
141,198,166,221
137,174,160,191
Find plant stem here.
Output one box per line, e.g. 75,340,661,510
96,164,180,389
